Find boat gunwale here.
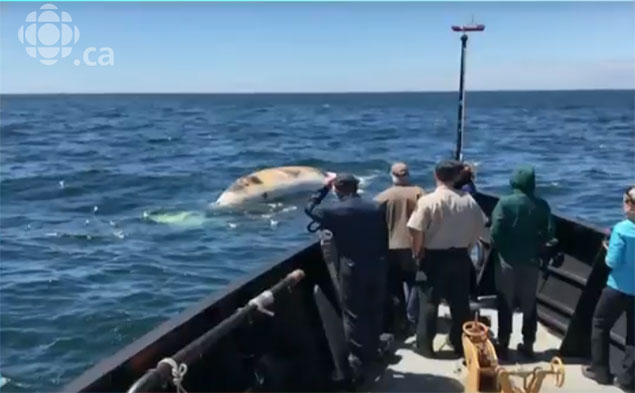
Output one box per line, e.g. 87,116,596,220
477,191,610,236
61,240,320,393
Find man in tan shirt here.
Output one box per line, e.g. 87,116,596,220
376,162,425,334
407,160,486,357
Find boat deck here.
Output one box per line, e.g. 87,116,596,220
367,306,622,393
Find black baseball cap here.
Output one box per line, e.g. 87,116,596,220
334,173,359,188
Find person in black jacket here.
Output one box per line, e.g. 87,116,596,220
454,162,477,195
305,173,390,383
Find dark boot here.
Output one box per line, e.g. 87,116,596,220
377,333,395,359
516,342,535,359
416,340,435,358
495,342,510,360
615,378,635,393
581,365,614,385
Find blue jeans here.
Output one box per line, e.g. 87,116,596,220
406,278,418,323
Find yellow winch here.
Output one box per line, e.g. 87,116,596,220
461,319,565,393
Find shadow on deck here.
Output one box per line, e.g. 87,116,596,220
362,306,625,393
371,370,464,392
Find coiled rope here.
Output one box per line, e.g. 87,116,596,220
158,358,188,393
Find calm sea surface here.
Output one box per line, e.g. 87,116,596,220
1,91,633,391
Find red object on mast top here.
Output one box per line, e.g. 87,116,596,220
451,24,485,32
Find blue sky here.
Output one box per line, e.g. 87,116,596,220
1,2,633,93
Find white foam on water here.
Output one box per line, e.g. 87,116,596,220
281,205,297,213
357,173,379,188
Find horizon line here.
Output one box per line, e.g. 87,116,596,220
2,88,633,96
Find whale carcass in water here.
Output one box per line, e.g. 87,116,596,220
214,166,334,207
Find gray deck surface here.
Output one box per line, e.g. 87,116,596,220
367,305,623,393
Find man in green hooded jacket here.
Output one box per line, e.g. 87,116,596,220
491,166,555,358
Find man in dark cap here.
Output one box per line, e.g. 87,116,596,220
407,160,486,358
305,172,390,383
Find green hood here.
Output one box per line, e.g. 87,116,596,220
510,166,535,195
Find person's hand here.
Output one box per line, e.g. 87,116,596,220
323,172,337,188
413,248,424,263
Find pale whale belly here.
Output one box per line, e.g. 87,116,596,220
214,166,332,207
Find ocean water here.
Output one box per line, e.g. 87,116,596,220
1,90,633,392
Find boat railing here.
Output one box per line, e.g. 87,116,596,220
126,269,306,393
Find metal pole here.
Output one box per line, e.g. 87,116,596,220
455,33,468,161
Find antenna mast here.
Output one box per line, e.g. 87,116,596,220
451,21,485,161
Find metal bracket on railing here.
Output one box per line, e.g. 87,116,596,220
248,290,275,316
